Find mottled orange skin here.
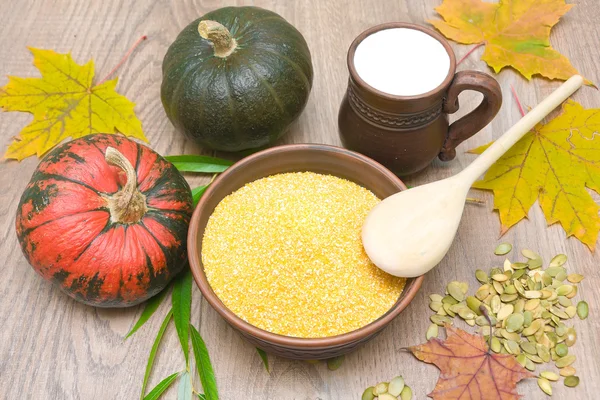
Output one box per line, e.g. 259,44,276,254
16,134,193,307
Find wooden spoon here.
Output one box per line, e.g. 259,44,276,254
362,75,584,278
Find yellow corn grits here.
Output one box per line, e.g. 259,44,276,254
202,172,406,338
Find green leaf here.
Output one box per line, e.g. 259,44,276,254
165,155,233,173
172,269,193,365
143,372,180,400
198,395,207,400
125,289,169,339
190,325,219,400
192,186,208,206
256,348,269,372
140,309,173,400
177,372,192,400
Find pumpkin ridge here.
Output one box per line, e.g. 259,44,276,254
72,215,114,263
168,60,207,122
245,61,286,114
254,47,312,92
223,63,244,145
33,172,104,195
19,207,109,236
138,219,186,277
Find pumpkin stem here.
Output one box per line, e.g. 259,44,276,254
198,20,237,58
105,146,148,224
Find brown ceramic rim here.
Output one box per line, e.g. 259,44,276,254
188,144,425,348
347,22,457,101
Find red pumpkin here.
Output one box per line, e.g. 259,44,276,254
15,134,193,307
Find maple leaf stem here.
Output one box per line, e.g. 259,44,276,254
510,84,526,117
97,35,148,85
479,305,493,351
456,42,485,66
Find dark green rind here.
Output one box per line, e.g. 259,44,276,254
161,6,314,152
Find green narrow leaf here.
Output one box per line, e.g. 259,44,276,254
164,155,233,173
177,372,192,400
125,289,169,339
256,348,269,372
192,186,208,206
140,309,173,400
198,395,207,400
143,372,180,400
172,270,193,365
190,325,219,400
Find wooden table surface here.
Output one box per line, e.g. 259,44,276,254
1,0,599,399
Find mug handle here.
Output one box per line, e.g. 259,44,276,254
438,71,502,161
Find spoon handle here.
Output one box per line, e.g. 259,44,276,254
458,75,584,184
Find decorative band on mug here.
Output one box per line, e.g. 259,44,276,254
347,84,443,129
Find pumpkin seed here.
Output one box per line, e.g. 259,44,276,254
566,285,578,299
527,258,543,269
430,315,452,326
557,296,572,307
458,308,477,320
429,294,443,303
555,270,568,282
443,303,456,317
521,249,541,260
525,358,536,371
426,323,438,340
537,377,552,395
555,343,568,358
491,295,501,314
523,311,533,327
506,313,525,332
492,274,509,282
501,293,519,302
388,376,405,396
437,307,448,316
429,301,442,312
549,254,567,267
521,341,538,355
556,285,573,296
564,306,577,319
374,382,388,395
442,295,458,305
555,354,576,368
559,366,576,377
400,385,413,400
504,285,517,295
526,353,544,363
516,354,527,367
540,289,553,299
525,299,541,311
525,290,542,299
362,387,375,400
501,330,522,342
522,320,543,336
567,273,584,283
564,376,580,388
512,269,526,280
492,281,505,295
497,303,514,319
536,344,551,363
549,307,569,320
504,340,520,354
495,243,512,255
512,262,529,270
475,269,489,284
565,328,577,347
377,394,396,400
491,337,502,353
545,266,564,277
576,301,588,319
447,283,465,302
465,296,482,315
540,371,559,381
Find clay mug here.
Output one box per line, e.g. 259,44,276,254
338,22,502,176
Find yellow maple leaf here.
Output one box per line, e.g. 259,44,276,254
429,0,590,83
0,48,147,160
469,100,600,250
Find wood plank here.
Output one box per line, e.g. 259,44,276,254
0,0,598,398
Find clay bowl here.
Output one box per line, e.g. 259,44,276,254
188,144,424,360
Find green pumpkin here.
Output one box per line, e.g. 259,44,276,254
161,6,314,152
